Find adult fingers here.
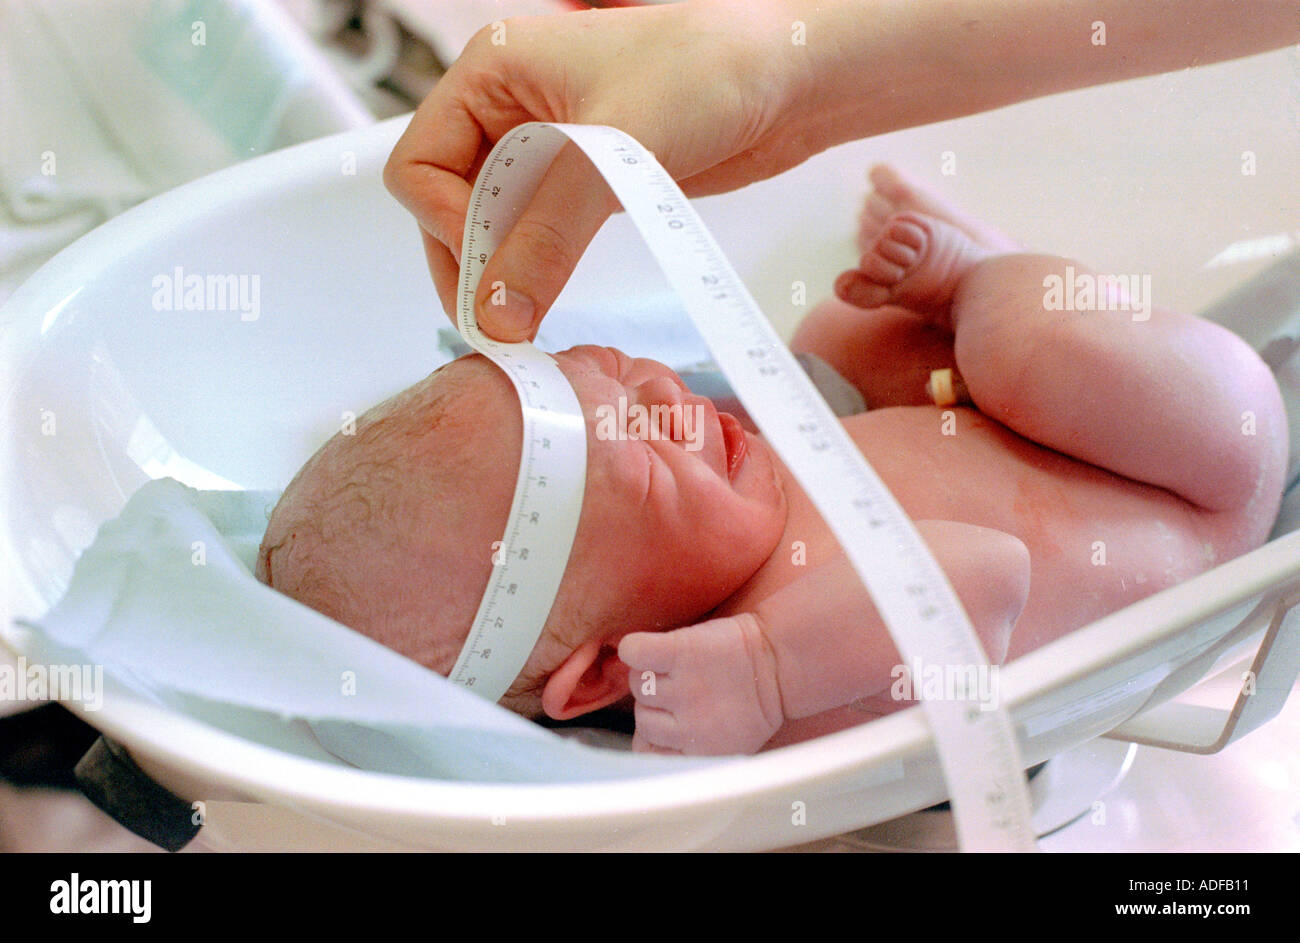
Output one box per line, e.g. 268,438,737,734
420,228,460,321
383,71,490,282
473,141,618,342
386,108,479,232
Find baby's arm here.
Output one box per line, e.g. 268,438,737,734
618,520,1028,755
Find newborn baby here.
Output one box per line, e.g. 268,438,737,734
256,165,1286,755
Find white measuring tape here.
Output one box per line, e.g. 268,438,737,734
446,146,588,701
448,122,1037,852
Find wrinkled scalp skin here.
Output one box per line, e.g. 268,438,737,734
256,358,527,693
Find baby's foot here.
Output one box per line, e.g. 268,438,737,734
836,210,991,314
618,614,785,756
857,164,1019,254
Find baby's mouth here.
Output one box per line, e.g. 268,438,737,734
719,411,748,481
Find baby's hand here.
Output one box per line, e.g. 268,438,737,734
618,613,785,756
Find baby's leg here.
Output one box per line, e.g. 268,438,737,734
794,166,1016,409
846,208,1284,514
946,250,1286,514
790,300,958,409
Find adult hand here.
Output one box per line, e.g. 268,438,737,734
387,0,1300,343
384,1,817,341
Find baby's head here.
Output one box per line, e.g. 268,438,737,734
256,346,787,719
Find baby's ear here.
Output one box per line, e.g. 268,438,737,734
540,637,630,721
254,537,276,585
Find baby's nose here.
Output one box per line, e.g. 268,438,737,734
632,374,685,410
631,375,690,440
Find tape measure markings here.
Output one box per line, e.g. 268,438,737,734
448,134,588,697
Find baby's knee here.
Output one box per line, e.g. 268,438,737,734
915,520,1030,664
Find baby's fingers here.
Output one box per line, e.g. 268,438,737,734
631,734,682,756
618,631,676,675
630,701,684,755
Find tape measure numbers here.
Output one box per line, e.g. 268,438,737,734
450,122,1037,852
446,136,588,701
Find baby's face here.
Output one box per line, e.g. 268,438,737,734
259,344,787,712
489,344,789,640
554,343,786,573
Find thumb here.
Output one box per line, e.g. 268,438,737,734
475,142,617,342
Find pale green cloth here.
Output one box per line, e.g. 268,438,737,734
17,478,713,782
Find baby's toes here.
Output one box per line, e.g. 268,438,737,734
842,211,987,313
873,216,926,269
867,164,918,209
837,216,929,309
835,262,898,310
858,247,907,285
856,189,897,252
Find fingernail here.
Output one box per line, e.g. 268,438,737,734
479,289,535,338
